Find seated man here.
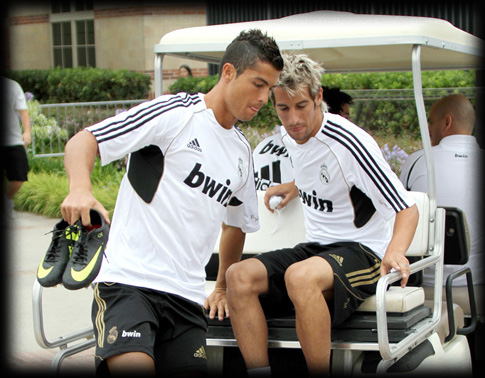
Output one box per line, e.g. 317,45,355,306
225,53,419,377
400,94,484,314
253,125,294,190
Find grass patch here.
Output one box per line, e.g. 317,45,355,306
14,157,123,219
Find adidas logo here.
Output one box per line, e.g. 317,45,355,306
193,346,207,359
187,138,202,152
329,253,344,267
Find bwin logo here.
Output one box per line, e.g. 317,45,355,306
184,163,242,207
122,330,141,338
299,189,333,212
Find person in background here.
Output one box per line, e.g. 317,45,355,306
179,64,193,77
400,94,483,308
253,125,294,190
1,77,31,220
322,86,353,119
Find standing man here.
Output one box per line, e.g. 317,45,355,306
1,77,31,220
400,94,483,291
60,29,283,376
226,54,418,377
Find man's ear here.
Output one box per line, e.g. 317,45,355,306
315,86,323,108
221,63,236,82
443,114,453,133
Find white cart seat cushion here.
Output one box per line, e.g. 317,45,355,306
356,286,425,313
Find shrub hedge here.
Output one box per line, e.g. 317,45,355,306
169,70,476,137
6,67,151,103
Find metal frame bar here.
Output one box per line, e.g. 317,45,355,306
32,280,95,373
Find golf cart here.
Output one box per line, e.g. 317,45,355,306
153,10,482,376
32,10,482,375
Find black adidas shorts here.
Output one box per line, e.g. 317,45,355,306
1,145,29,181
92,283,208,375
255,242,381,326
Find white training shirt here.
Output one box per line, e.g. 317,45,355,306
282,113,415,259
87,92,260,305
253,126,294,190
400,135,484,286
2,77,28,146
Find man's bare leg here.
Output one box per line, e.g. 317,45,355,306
285,257,335,377
107,352,155,375
226,259,270,369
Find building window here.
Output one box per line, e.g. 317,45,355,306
76,20,95,67
52,22,73,67
50,1,95,68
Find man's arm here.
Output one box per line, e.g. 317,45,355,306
61,130,110,226
204,222,246,321
380,204,419,288
19,109,31,147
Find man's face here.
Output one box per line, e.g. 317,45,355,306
225,60,281,123
273,86,323,144
340,103,350,119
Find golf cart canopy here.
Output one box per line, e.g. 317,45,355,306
154,10,482,91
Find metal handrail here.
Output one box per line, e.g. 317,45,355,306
375,207,446,373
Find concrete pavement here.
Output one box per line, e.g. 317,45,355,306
6,210,96,375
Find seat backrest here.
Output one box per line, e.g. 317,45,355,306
442,207,470,265
242,191,307,254
389,191,430,257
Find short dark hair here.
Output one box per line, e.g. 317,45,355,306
322,86,353,114
218,29,283,78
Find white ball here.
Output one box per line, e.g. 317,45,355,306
269,195,283,210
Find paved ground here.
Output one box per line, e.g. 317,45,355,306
6,210,96,376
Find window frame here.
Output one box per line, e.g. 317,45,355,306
50,4,95,68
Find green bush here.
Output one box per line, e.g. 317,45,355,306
6,67,151,103
27,100,69,155
170,75,219,94
14,156,123,219
168,70,476,137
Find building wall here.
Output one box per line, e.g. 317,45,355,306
8,5,52,70
93,4,207,79
6,2,208,94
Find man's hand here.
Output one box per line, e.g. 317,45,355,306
380,249,410,288
61,189,110,226
264,182,299,212
22,131,31,147
204,286,228,321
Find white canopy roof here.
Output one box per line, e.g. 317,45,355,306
154,11,483,73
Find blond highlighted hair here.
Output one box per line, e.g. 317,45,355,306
270,53,327,112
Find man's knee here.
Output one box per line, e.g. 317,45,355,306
226,260,255,291
284,258,333,302
226,259,267,297
284,263,311,299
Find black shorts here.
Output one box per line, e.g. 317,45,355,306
255,242,381,326
1,145,29,181
91,283,208,376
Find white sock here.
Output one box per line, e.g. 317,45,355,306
247,366,271,377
